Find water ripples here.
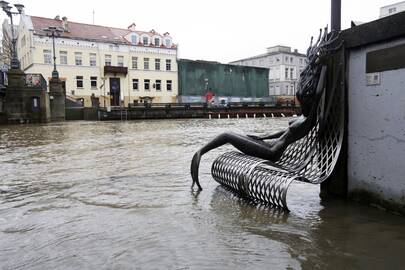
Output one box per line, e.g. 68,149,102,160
1,119,405,269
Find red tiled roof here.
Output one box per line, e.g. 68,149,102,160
29,16,176,48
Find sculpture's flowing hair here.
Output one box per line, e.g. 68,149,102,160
296,27,342,116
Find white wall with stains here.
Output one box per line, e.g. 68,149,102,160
347,38,405,206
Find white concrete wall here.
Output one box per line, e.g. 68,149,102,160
380,1,405,18
347,38,405,206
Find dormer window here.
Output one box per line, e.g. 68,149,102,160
154,37,160,46
143,36,149,45
131,35,137,44
165,38,172,47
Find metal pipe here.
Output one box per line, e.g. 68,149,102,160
51,32,58,78
9,13,19,69
331,0,341,31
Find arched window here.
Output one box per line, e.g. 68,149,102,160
164,38,172,48
131,35,137,44
142,36,149,45
154,37,161,46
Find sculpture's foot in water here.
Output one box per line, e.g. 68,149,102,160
190,152,203,191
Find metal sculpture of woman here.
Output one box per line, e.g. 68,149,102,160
190,28,342,191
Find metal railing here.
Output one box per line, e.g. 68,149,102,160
127,101,285,109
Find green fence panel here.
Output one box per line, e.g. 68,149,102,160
178,59,269,97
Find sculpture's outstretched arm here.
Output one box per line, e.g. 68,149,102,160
247,130,285,141
191,133,284,190
247,117,302,141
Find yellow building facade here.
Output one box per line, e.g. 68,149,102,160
16,15,178,107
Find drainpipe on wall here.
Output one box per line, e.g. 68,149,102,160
331,0,341,31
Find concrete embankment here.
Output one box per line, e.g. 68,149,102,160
66,104,298,121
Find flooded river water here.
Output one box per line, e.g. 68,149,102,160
1,119,405,269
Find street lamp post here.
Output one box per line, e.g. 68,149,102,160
0,1,24,70
43,26,63,79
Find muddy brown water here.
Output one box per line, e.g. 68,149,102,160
1,119,404,269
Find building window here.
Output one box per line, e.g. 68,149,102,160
132,57,138,69
75,52,82,66
270,85,274,95
90,76,97,89
117,56,124,67
276,57,280,62
389,7,397,14
165,38,171,47
90,53,97,66
285,68,289,79
154,37,160,46
76,76,83,88
290,57,293,63
290,68,294,79
144,58,149,70
155,59,160,70
285,85,289,95
105,55,111,66
43,50,52,64
166,59,171,71
132,79,139,91
166,80,172,91
144,79,150,91
155,80,161,91
131,35,137,44
21,35,26,47
60,51,67,65
285,56,289,62
143,36,149,45
275,86,280,95
299,58,303,64
291,84,295,94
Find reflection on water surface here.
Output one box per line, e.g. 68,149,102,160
0,119,404,269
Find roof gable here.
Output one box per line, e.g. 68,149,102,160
29,15,173,47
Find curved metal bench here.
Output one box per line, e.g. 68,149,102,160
211,66,345,211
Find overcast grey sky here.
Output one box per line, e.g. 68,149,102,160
3,0,399,62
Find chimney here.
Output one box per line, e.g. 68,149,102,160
331,0,341,31
54,15,60,20
127,23,136,31
62,16,68,32
294,49,298,53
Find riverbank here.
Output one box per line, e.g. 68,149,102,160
65,103,299,121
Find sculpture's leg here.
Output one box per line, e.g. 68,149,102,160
191,132,285,190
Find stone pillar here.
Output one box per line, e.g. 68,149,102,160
49,77,65,121
5,69,50,123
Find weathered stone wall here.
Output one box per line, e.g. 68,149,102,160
49,78,66,121
5,69,50,123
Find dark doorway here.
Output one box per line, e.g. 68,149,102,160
110,78,121,106
31,97,40,113
61,81,66,96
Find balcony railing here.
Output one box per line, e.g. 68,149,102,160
104,66,128,75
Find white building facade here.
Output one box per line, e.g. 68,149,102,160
380,1,405,18
15,15,178,107
230,45,306,96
